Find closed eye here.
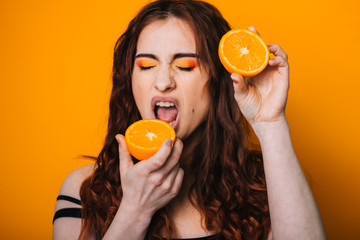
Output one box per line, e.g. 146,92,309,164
139,66,155,70
174,58,197,72
136,58,157,71
177,66,195,72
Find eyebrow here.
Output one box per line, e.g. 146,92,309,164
172,53,198,60
135,53,158,60
135,53,198,61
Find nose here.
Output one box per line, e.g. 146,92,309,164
154,65,176,92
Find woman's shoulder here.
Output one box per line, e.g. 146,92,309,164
53,164,96,238
58,164,96,199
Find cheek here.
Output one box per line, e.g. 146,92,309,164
131,73,147,111
197,80,211,116
132,71,149,95
196,90,211,117
131,78,140,102
186,79,211,119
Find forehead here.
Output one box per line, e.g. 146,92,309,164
136,17,196,55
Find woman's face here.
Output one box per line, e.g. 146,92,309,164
132,18,210,139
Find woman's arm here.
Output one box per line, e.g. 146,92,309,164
232,26,326,239
254,118,325,239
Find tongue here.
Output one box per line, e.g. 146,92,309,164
157,106,178,122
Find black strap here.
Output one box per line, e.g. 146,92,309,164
57,195,81,205
53,195,82,224
52,208,81,223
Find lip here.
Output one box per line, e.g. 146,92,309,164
151,96,180,131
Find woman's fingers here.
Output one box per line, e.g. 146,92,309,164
155,163,180,195
172,167,184,196
147,139,183,189
156,138,183,174
116,134,134,180
268,45,289,68
269,56,288,68
142,139,184,208
153,164,184,204
164,165,184,198
142,138,175,172
268,44,288,62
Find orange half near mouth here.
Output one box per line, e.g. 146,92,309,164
125,119,176,160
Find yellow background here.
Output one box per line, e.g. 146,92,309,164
1,0,359,239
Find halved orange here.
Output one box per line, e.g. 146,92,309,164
125,119,176,160
218,29,270,77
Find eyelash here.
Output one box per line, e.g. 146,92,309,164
177,66,195,72
139,66,154,70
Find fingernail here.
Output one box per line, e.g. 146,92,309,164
166,139,173,146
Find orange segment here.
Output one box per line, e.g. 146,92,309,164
218,29,269,77
125,119,176,160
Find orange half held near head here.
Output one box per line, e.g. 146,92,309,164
218,29,269,77
125,119,176,160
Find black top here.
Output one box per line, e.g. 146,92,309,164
53,195,218,240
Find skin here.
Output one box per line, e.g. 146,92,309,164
53,19,326,240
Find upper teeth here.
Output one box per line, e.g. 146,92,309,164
156,101,174,107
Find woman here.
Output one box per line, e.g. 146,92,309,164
53,0,326,239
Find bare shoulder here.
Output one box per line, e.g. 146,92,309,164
53,164,96,240
58,164,96,199
54,164,95,213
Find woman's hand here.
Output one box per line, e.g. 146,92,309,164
232,26,289,128
115,135,184,220
102,135,183,239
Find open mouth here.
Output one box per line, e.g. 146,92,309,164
152,97,179,129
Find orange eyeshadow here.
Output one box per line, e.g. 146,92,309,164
136,59,157,67
174,59,197,68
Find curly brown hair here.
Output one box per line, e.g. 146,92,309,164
79,0,270,239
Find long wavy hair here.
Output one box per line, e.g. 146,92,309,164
79,0,270,239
